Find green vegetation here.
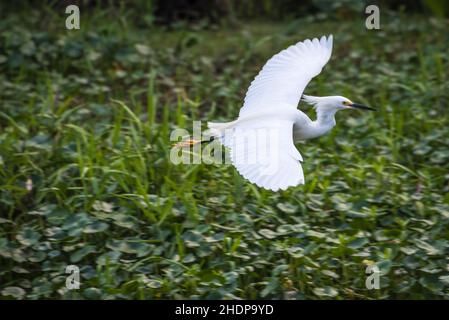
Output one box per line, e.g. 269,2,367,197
0,7,448,299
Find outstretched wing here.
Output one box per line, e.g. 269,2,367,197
226,119,304,191
239,35,333,117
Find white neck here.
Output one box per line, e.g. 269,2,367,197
315,108,337,127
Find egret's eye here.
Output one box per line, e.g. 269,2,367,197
342,101,351,106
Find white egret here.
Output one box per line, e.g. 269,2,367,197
183,35,375,191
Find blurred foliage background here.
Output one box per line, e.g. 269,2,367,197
3,0,449,24
0,1,448,300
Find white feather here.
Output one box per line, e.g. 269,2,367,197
239,35,333,117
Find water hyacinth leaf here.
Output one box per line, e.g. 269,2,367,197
31,282,53,298
287,247,304,258
400,247,417,255
204,233,225,243
141,276,163,289
373,230,389,241
46,208,71,225
84,221,109,234
28,251,47,263
306,230,326,239
261,278,279,298
313,286,338,298
70,245,97,263
438,275,449,285
1,287,26,299
12,266,30,274
419,276,444,293
183,231,203,248
83,288,102,299
415,239,441,256
106,240,152,256
92,201,114,213
322,270,340,279
183,253,196,263
376,260,392,275
135,44,152,56
258,229,277,239
347,237,369,249
110,213,138,229
16,229,41,247
96,251,122,266
396,279,416,293
80,265,97,280
276,203,297,214
48,250,61,258
0,217,13,224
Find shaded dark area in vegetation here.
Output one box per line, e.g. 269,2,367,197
0,2,448,299
2,0,449,26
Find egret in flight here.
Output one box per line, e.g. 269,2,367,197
181,35,375,191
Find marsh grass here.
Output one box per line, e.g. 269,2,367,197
0,7,448,299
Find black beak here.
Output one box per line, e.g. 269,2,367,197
350,103,376,111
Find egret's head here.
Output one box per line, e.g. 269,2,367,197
334,96,375,111
302,95,375,112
